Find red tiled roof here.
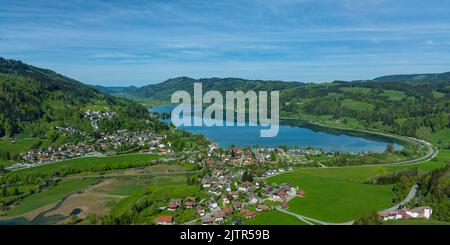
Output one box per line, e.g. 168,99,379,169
155,215,173,223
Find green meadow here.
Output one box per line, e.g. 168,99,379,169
8,153,161,177
244,210,309,225
5,179,95,217
267,149,450,223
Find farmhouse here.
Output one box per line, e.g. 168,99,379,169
378,206,433,221
202,216,214,225
213,209,226,223
184,201,196,209
256,204,270,212
155,215,173,225
240,208,256,219
239,182,252,192
223,206,233,215
297,190,306,197
197,206,206,216
407,206,433,219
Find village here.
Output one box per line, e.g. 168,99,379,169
152,145,435,225
154,146,310,225
13,130,170,168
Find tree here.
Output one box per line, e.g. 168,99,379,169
353,212,382,225
385,143,394,154
241,171,254,182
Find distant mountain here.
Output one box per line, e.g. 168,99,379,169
91,85,139,94
373,72,450,83
129,76,304,102
0,57,156,137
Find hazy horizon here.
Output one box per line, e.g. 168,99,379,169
2,0,450,86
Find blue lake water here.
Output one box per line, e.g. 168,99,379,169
151,105,403,153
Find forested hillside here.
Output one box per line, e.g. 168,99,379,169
281,77,450,147
130,76,304,102
106,72,450,147
0,58,159,138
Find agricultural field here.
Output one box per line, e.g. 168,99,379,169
340,87,372,94
267,149,450,223
6,153,162,177
0,138,42,167
4,179,96,217
268,173,393,223
381,90,407,101
416,127,450,147
244,210,309,225
341,99,375,112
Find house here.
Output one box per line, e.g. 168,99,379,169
240,208,256,219
187,157,196,164
378,206,433,221
213,209,226,223
239,182,252,192
171,198,182,205
208,200,218,210
155,215,173,225
197,206,206,216
256,204,270,212
271,191,286,201
167,202,178,211
223,206,233,215
233,201,243,210
248,195,258,204
184,201,195,209
230,191,240,199
297,190,306,197
202,177,213,188
222,197,230,205
213,168,224,176
202,216,214,225
407,206,433,219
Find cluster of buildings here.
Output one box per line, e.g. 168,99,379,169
378,206,433,221
54,125,86,136
16,130,170,165
84,110,117,131
154,179,305,225
98,130,168,152
204,146,328,167
18,142,96,164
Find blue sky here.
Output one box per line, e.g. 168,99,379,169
1,0,450,86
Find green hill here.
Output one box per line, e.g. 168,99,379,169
129,76,304,102
0,57,159,138
102,71,450,147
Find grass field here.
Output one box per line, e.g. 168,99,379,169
244,210,309,225
381,90,407,101
416,126,450,147
5,179,95,217
340,87,372,94
8,153,161,177
342,99,375,112
268,173,393,223
0,138,42,167
267,149,450,223
0,159,13,168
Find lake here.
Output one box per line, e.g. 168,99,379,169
151,105,403,152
